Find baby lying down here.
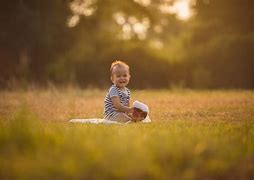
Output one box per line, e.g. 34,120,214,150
69,101,151,124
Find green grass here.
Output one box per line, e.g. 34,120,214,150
0,89,254,179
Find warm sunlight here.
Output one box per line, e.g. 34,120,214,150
160,0,194,21
67,15,80,27
68,0,97,27
133,0,151,7
171,0,193,20
113,12,150,40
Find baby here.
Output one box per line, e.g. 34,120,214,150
104,60,133,122
104,60,150,123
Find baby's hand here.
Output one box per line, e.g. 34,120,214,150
126,107,133,118
127,107,134,114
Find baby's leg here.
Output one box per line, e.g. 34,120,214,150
115,113,132,123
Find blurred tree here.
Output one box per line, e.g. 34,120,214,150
178,0,254,88
0,0,71,86
194,0,254,33
47,0,180,88
0,0,253,89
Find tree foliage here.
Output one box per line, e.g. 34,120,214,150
0,0,253,89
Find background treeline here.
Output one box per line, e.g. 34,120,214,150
0,0,253,89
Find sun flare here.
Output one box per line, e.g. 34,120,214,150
160,0,194,21
172,0,193,20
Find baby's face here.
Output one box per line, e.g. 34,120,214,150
111,66,130,89
132,107,147,122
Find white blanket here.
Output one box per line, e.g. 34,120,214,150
69,115,151,124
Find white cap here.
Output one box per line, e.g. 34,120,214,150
133,100,149,113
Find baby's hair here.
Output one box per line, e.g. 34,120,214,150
110,60,129,75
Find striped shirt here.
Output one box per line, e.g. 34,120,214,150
104,85,131,121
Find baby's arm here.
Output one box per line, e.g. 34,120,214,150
111,96,133,113
127,99,130,108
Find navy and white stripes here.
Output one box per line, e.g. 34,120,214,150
104,85,131,120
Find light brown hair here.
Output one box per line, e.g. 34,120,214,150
110,60,130,75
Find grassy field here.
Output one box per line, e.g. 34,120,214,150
0,88,253,179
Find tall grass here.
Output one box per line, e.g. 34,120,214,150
0,89,253,179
